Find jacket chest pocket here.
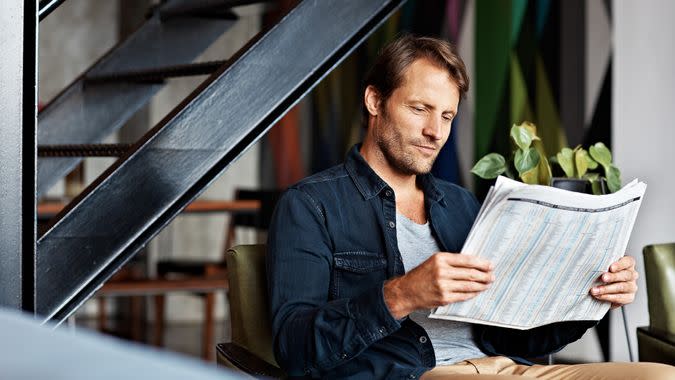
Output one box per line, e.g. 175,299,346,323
330,251,387,299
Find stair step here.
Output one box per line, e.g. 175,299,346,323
160,0,268,21
37,0,238,197
85,61,227,84
38,144,133,157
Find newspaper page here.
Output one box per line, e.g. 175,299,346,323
430,176,647,329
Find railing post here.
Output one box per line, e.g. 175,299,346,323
0,0,38,313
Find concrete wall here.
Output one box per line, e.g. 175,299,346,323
611,0,675,361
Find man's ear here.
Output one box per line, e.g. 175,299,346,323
364,85,381,117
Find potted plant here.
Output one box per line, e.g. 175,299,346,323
471,121,622,195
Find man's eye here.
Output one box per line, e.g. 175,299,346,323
413,107,424,112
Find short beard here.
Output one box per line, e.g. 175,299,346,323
380,139,423,175
374,108,436,176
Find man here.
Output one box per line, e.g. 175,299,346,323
267,35,674,379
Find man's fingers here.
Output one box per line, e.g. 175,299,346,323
448,267,495,283
445,280,491,293
441,291,481,305
591,257,638,308
439,252,493,271
609,255,635,272
592,292,634,306
600,269,637,283
591,281,637,296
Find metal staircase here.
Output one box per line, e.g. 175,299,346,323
1,0,406,324
37,0,239,197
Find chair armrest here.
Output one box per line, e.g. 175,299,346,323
216,342,285,379
637,326,675,365
638,326,675,345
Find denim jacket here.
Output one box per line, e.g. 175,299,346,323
267,145,595,379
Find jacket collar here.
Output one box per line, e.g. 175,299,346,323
344,144,446,206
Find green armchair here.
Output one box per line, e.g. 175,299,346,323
216,244,285,378
637,242,675,364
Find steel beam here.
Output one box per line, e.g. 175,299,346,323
37,0,238,197
37,0,406,323
0,0,38,311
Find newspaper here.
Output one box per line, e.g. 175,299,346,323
430,176,647,329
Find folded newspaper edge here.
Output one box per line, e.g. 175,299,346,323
430,176,647,330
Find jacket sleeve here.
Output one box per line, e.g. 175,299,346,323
475,320,598,359
266,188,401,377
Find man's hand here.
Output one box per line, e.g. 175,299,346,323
383,253,494,320
590,255,639,309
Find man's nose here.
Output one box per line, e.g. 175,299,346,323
422,116,444,141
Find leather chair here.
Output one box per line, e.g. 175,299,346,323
216,244,285,378
637,242,675,364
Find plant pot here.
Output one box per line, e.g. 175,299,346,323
550,177,608,195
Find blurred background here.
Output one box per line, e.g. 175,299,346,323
34,0,674,365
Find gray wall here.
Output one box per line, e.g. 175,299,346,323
611,0,675,361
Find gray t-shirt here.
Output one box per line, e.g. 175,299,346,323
395,212,486,366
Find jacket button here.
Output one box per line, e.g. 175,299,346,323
341,353,348,359
378,327,386,334
385,189,393,197
419,336,428,344
388,221,395,228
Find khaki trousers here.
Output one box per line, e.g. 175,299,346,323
421,356,675,380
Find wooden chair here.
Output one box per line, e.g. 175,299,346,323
153,189,282,359
77,199,259,359
97,270,229,359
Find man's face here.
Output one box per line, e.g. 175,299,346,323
367,58,460,175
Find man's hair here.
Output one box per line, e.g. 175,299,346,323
362,34,469,128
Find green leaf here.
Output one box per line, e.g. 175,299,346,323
515,122,546,184
556,148,575,178
520,167,539,184
525,136,551,185
520,121,541,141
590,179,603,195
584,151,598,170
510,124,534,151
575,149,588,178
589,142,612,167
606,164,622,193
514,147,540,175
471,153,507,179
